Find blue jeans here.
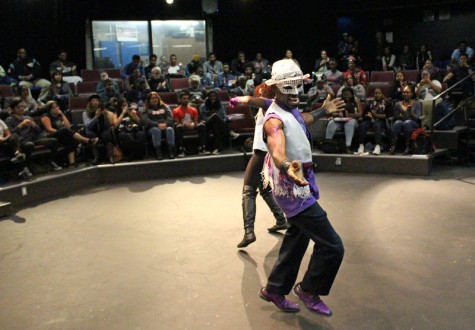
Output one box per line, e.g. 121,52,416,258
149,126,175,147
266,202,344,296
392,119,419,139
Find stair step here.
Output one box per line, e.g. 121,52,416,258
0,201,12,218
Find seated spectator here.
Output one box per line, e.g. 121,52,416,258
443,54,475,96
49,50,82,85
451,40,474,64
398,45,415,71
165,54,185,78
338,32,350,68
0,64,16,87
416,70,442,128
231,51,249,76
122,55,144,80
382,45,397,72
112,100,146,161
216,63,236,90
356,88,391,155
194,66,214,90
125,67,148,93
186,55,202,77
8,48,51,101
187,75,207,109
344,58,367,86
172,90,208,157
416,44,432,71
19,85,44,116
421,58,439,81
307,78,334,105
199,90,233,155
41,100,97,167
147,67,168,92
125,76,151,104
0,118,25,165
144,54,158,80
99,78,122,105
349,39,363,67
141,92,175,160
203,52,223,86
158,55,169,73
96,71,119,95
82,94,114,164
283,49,300,67
5,98,62,175
337,73,366,101
46,71,73,112
314,49,330,73
324,59,344,87
251,53,270,79
325,87,362,153
389,71,408,102
389,84,422,155
229,76,252,97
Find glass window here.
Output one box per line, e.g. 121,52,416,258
151,20,206,68
92,21,150,70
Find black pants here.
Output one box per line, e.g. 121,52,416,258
205,114,228,151
357,119,386,145
21,137,59,166
175,123,207,148
48,127,79,153
117,130,146,160
0,134,21,156
266,202,344,296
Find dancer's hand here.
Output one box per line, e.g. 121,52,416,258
229,97,240,108
287,161,308,186
322,94,345,114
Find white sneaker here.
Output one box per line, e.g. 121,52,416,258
373,145,381,155
50,161,63,171
199,147,210,155
229,130,240,139
211,149,221,155
356,144,364,155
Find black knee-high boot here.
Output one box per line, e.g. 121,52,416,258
403,137,411,155
237,185,257,248
389,136,398,155
260,188,289,233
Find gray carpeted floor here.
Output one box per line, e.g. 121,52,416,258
1,166,474,329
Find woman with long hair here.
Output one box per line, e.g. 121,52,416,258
112,100,146,161
199,90,229,155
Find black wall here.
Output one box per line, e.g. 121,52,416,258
0,0,473,78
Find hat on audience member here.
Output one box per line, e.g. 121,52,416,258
192,55,200,62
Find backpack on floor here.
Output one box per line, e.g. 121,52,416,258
320,139,345,154
410,128,435,154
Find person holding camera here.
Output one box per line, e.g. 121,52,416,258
112,100,145,161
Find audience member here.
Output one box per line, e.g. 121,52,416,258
203,52,223,85
158,55,169,73
122,55,144,80
374,31,387,70
307,78,334,105
382,45,397,72
349,39,363,67
283,49,300,67
314,49,330,73
199,90,232,155
216,63,236,90
141,92,175,160
47,71,73,111
112,100,146,161
187,75,207,109
99,79,122,105
144,54,158,80
324,59,344,87
337,73,366,101
125,74,151,104
421,58,439,81
389,84,422,155
451,40,474,64
41,100,97,166
251,53,270,78
165,54,185,78
96,71,119,95
415,44,433,71
325,87,362,153
147,67,168,92
5,98,62,174
389,71,408,101
356,88,391,155
186,54,201,76
19,85,44,116
82,94,114,164
443,54,475,96
49,50,82,84
172,90,208,157
229,76,252,97
0,118,25,164
8,48,51,101
344,58,368,86
416,70,442,128
338,32,350,67
398,45,415,70
0,65,16,87
231,51,249,76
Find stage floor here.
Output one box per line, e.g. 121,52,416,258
0,167,474,329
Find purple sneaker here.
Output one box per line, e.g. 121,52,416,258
293,283,332,316
259,287,300,313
